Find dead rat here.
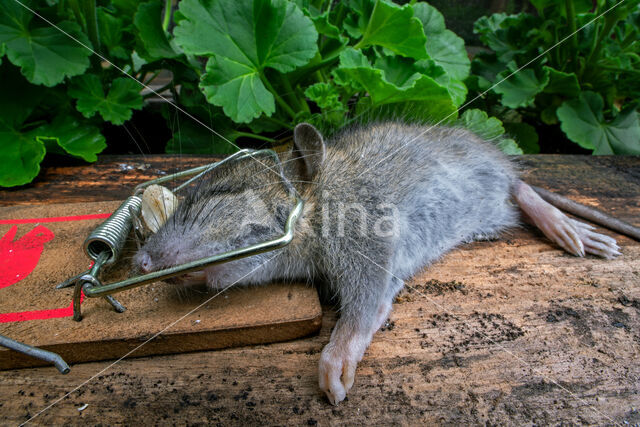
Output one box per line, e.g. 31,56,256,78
134,121,624,405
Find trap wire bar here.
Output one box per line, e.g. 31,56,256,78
0,334,70,374
62,149,304,321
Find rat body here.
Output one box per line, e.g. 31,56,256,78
134,121,620,404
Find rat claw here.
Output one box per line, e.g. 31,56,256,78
318,340,363,405
567,219,620,258
319,351,347,405
553,224,584,257
570,218,595,231
343,359,357,392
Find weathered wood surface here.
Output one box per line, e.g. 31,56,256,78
0,155,639,426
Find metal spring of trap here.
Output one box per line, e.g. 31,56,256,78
58,149,304,321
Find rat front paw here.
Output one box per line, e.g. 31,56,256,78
318,344,358,405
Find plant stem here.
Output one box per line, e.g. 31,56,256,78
68,0,86,32
333,1,347,26
353,0,379,49
278,74,302,111
162,0,172,32
312,0,326,13
600,65,640,75
264,115,292,129
290,46,345,85
619,32,636,50
260,75,297,119
70,0,101,70
21,120,48,132
565,0,578,71
585,15,615,69
281,75,310,114
353,40,365,50
83,0,100,52
234,131,276,143
553,26,562,69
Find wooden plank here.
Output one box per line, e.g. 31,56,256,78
0,201,322,370
0,155,638,425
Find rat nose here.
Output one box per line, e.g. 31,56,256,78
139,252,153,273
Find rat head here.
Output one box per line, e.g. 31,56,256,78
132,123,326,288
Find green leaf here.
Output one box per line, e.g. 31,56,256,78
0,2,91,87
68,75,143,125
440,78,467,107
97,8,130,61
460,108,504,139
473,13,540,63
557,91,640,154
35,116,106,162
112,0,140,15
174,0,318,123
494,138,523,155
200,58,275,124
493,65,550,108
543,67,581,97
503,122,540,154
414,59,467,107
333,48,456,122
305,83,343,110
343,0,377,39
308,10,347,43
412,3,470,81
131,51,148,72
304,82,346,127
354,0,428,59
0,123,46,187
469,52,504,92
459,109,523,154
135,1,180,60
0,43,5,65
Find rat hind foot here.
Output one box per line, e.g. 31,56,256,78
513,180,620,259
569,218,620,259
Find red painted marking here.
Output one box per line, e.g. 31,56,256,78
0,211,110,323
0,225,55,289
0,292,84,323
0,213,111,225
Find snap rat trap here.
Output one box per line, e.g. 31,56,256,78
0,150,322,371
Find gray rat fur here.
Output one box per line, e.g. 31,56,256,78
134,121,620,404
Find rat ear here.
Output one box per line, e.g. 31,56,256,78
293,123,325,178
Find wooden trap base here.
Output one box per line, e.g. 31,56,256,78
0,201,322,370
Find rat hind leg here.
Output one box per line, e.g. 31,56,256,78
513,180,620,258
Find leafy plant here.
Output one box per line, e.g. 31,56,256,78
469,0,640,154
0,0,513,187
0,0,163,186
171,0,473,134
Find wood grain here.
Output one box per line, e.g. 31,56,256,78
0,155,638,426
